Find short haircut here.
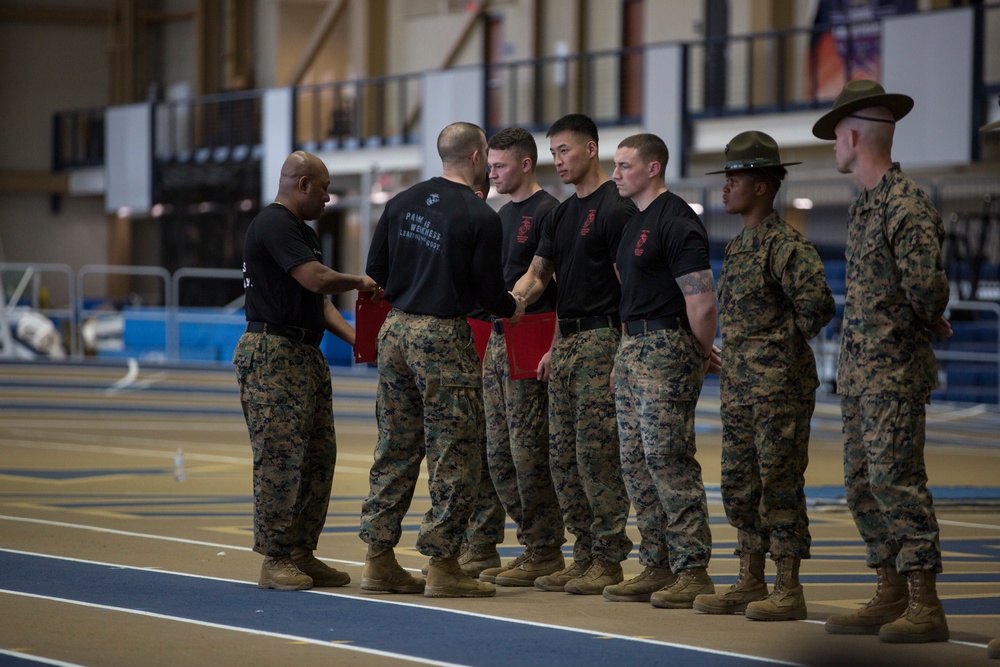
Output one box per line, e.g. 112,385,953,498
488,127,538,167
617,133,669,174
749,166,788,192
546,113,599,143
437,122,486,165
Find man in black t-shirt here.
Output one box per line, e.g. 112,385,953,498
359,122,524,599
603,133,718,609
233,150,379,591
474,127,566,587
512,114,635,595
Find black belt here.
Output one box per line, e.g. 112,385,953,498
492,319,505,335
246,321,324,346
623,316,691,336
558,315,620,336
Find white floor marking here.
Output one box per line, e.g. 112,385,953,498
0,545,805,666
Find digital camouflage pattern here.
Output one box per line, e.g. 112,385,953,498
838,165,948,574
359,310,484,558
717,211,835,402
716,211,834,559
838,164,949,398
719,399,813,558
548,327,633,563
233,332,337,557
842,395,942,572
482,330,564,549
462,430,506,551
614,328,712,571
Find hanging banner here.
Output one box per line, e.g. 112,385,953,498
807,0,916,100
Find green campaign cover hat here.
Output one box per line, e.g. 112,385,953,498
705,130,801,174
811,79,914,140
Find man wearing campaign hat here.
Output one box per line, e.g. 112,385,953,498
692,131,834,622
814,80,952,644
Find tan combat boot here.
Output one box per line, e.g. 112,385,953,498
650,566,714,609
258,555,313,590
479,548,532,583
360,545,425,594
878,571,949,643
291,547,350,587
603,566,676,602
534,559,591,592
693,553,767,614
825,565,908,634
564,559,624,595
425,557,497,597
494,546,566,586
458,545,501,578
745,557,807,621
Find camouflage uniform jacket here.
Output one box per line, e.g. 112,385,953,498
719,211,835,403
838,164,950,398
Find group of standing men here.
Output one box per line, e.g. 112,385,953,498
235,78,969,648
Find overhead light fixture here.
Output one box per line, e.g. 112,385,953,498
793,198,814,210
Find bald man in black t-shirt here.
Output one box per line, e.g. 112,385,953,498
359,122,524,599
513,114,635,595
234,150,378,592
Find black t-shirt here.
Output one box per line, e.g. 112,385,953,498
242,203,325,331
469,189,559,321
535,180,636,319
616,190,710,322
367,177,516,318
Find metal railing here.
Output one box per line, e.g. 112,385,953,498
0,263,77,357
813,296,1000,404
295,73,422,152
51,4,1000,172
2,262,998,403
154,90,263,164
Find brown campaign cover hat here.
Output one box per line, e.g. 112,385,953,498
705,130,801,174
811,79,914,140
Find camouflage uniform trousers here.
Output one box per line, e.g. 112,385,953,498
841,393,942,573
232,332,337,557
359,310,485,558
548,326,633,563
719,398,813,559
482,329,564,549
461,428,507,553
614,329,711,571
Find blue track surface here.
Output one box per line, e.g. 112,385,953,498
0,550,785,667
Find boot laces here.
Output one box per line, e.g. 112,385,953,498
906,573,921,612
509,549,533,569
863,570,887,609
274,557,300,575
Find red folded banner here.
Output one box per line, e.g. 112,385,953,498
503,312,556,380
353,291,391,364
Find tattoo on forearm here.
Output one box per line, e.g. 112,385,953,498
676,269,715,296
